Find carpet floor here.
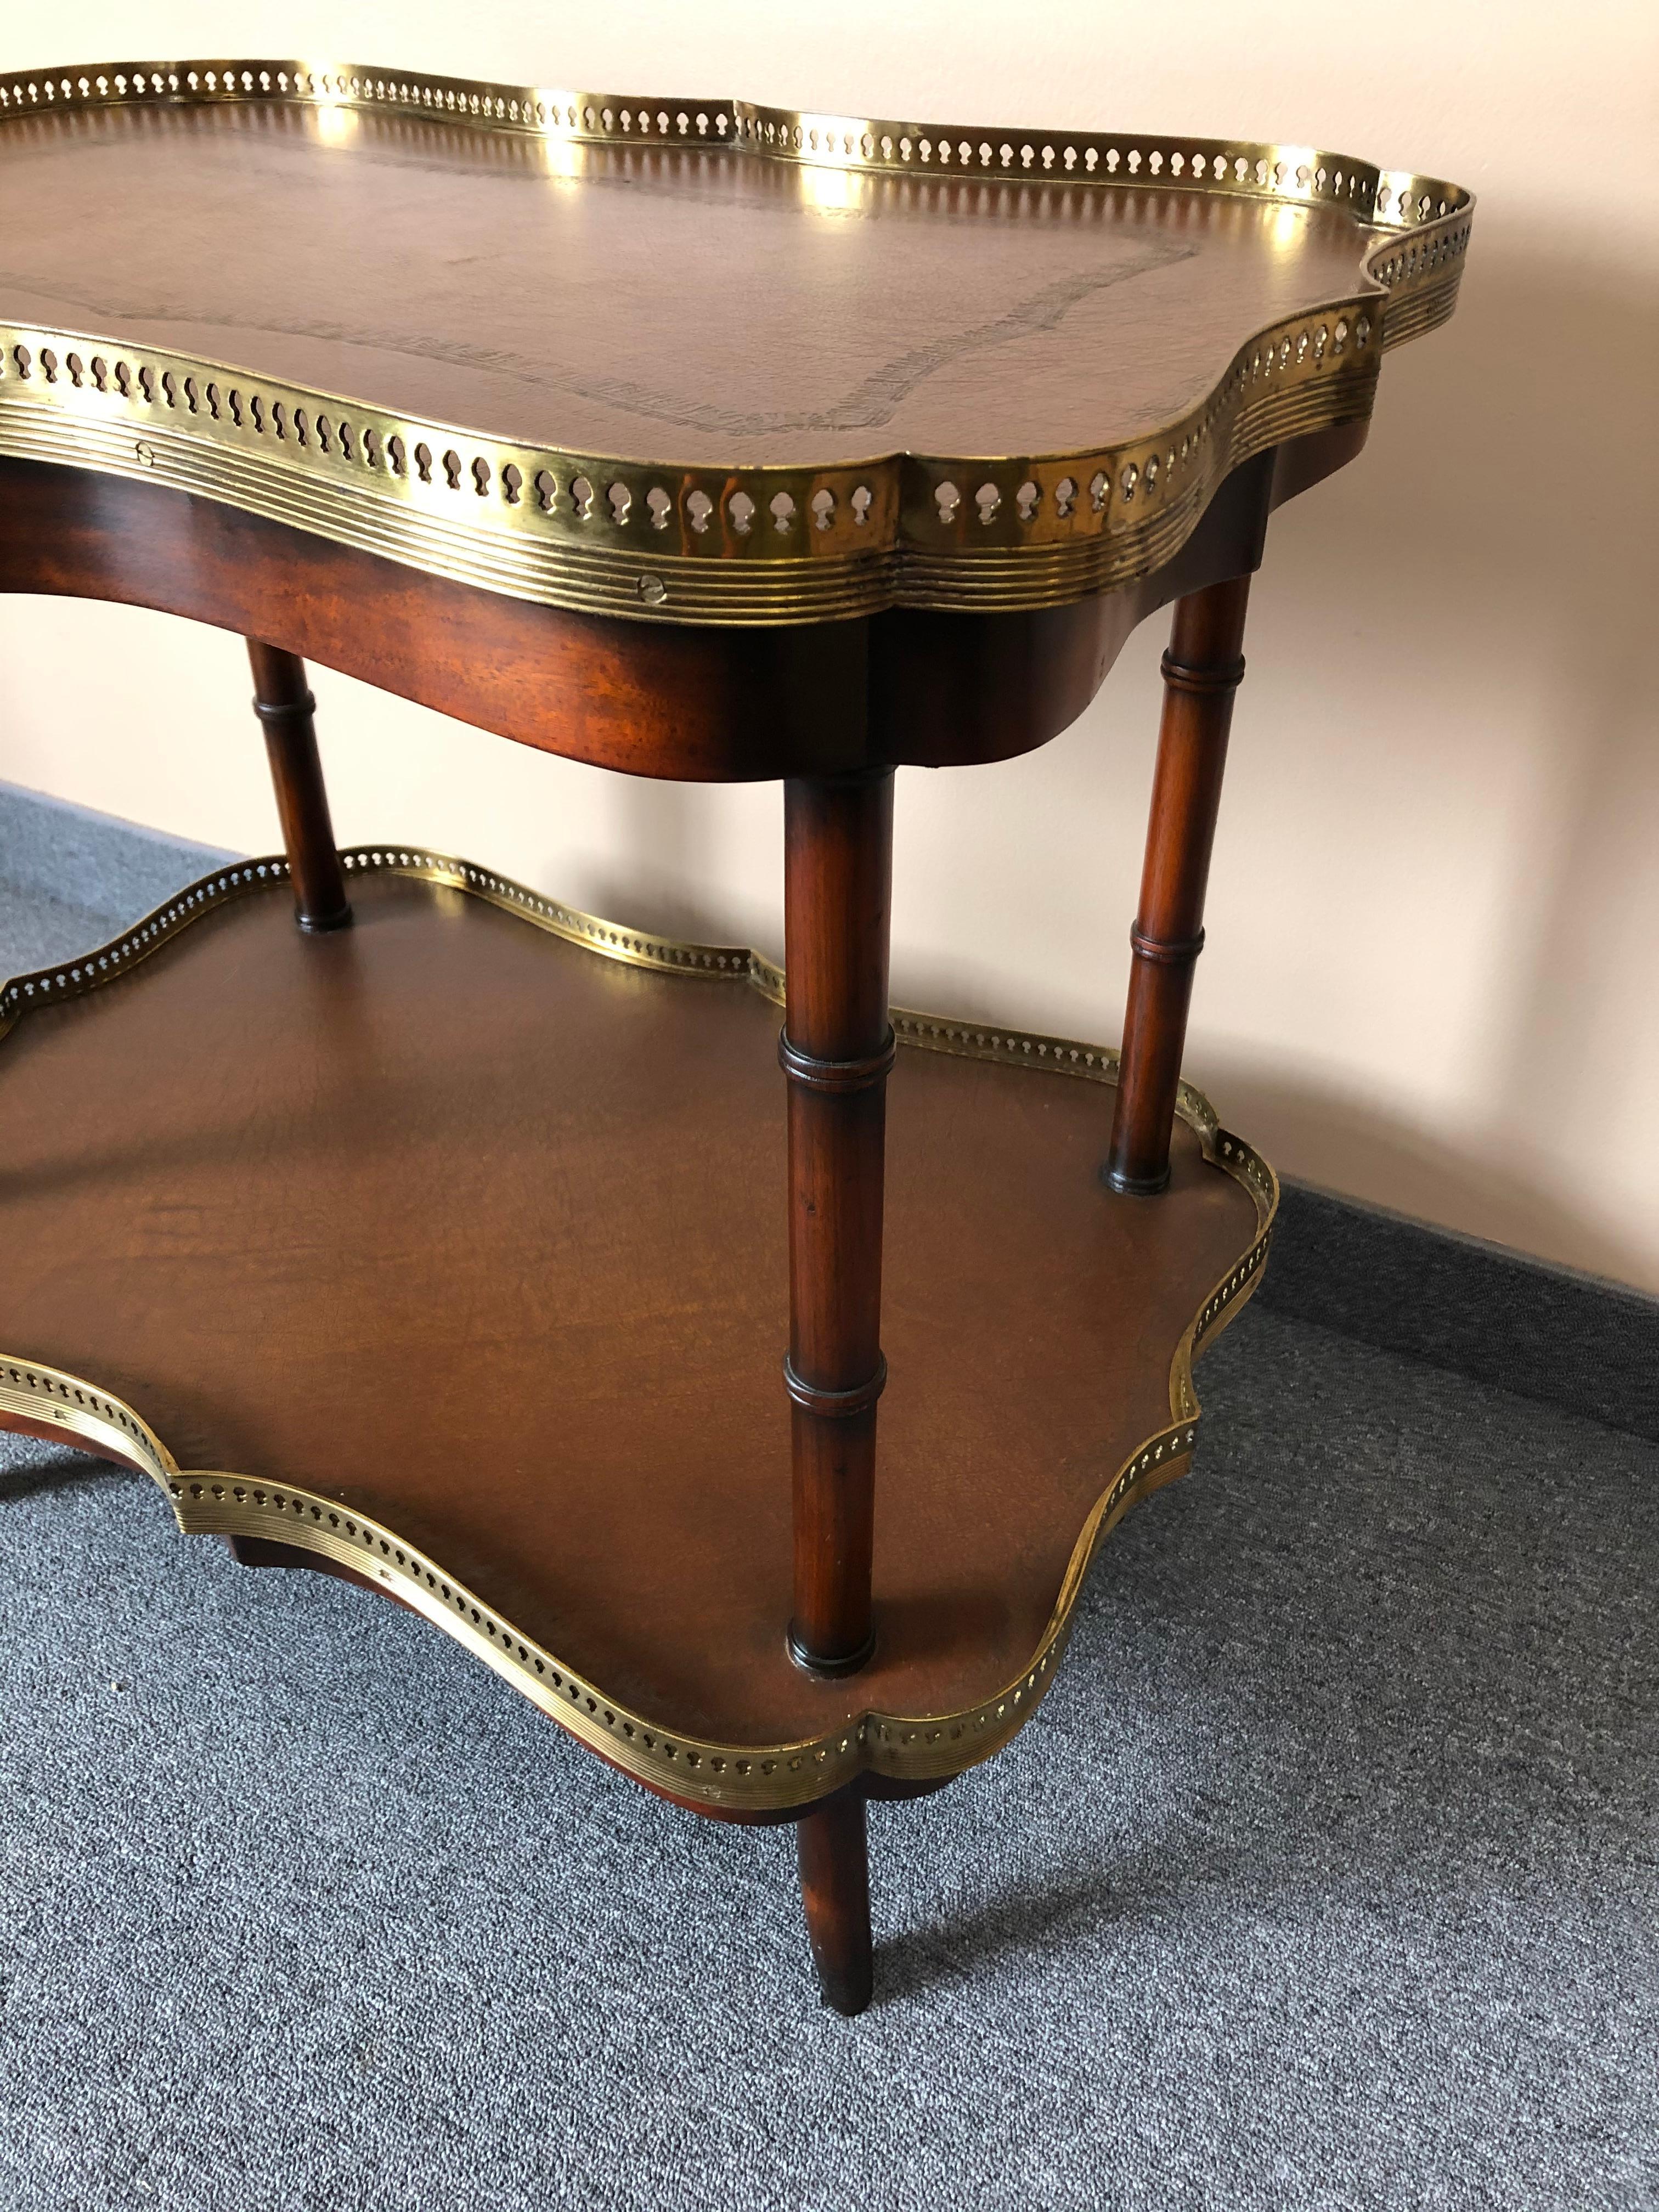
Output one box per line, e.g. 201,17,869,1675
2,787,1655,2210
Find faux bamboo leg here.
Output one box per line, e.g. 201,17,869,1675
1104,575,1251,1194
781,768,894,1677
797,1792,873,2016
245,639,351,932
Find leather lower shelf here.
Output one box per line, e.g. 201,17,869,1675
0,855,1269,1810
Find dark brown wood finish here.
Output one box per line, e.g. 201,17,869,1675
797,1791,874,2015
1105,574,1252,1195
0,441,1348,780
0,453,1290,2010
0,442,1305,2013
0,74,1451,2008
245,639,351,931
782,771,895,1676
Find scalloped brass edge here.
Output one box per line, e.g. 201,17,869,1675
0,846,1276,1810
0,59,1471,625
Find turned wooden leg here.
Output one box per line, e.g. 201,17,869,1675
797,1792,873,2015
246,638,351,932
781,769,894,1677
1105,574,1251,1194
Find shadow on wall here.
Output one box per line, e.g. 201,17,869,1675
1216,237,1658,1288
577,775,764,952
1200,1056,1655,1293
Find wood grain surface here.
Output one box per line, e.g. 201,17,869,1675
0,101,1392,467
0,440,1362,778
0,872,1257,1747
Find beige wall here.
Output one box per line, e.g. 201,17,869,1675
5,1,1657,1290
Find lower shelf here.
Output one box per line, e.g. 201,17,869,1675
0,848,1273,1812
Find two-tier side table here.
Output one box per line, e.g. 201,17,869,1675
0,61,1469,2015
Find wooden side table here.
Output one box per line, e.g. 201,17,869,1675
0,61,1469,2014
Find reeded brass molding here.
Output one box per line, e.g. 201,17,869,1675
0,847,1276,1811
0,60,1471,626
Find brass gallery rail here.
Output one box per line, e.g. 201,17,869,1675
0,60,1471,624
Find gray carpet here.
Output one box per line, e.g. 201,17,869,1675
2,785,1656,2210
0,781,234,974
